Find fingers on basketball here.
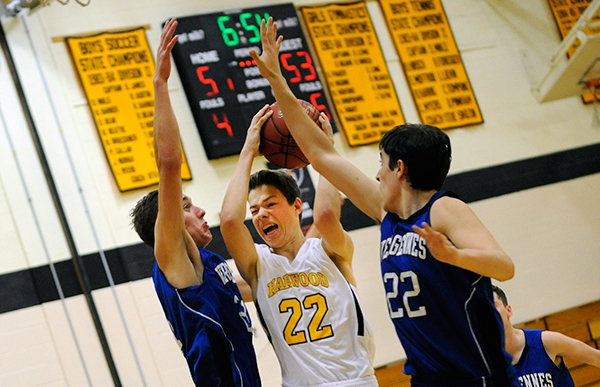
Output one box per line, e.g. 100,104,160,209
259,100,323,169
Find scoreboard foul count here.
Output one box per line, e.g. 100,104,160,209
171,3,334,159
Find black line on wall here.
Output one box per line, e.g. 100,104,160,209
1,143,599,314
441,143,600,203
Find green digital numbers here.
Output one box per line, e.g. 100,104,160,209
218,13,269,46
217,15,239,46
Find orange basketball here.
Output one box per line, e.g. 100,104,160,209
260,100,321,169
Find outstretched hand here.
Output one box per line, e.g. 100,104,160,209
412,222,458,264
242,104,273,156
319,113,334,145
249,17,284,80
155,18,178,83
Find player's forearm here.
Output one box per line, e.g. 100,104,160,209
221,149,254,226
452,249,514,281
153,80,182,168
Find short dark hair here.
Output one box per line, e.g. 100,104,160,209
130,189,159,248
249,169,302,224
492,285,508,307
379,123,451,191
249,169,301,205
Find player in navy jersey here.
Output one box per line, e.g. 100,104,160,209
130,18,260,386
493,286,600,387
252,17,518,386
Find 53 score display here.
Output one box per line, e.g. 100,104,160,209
171,3,335,159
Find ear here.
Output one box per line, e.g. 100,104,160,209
506,304,513,319
396,159,407,179
293,197,303,215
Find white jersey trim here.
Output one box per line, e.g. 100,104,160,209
176,289,245,387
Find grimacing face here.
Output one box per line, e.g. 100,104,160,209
248,185,302,249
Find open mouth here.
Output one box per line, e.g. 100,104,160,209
263,224,278,235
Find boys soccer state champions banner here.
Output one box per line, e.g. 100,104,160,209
65,27,192,192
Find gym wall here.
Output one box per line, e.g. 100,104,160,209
0,0,598,385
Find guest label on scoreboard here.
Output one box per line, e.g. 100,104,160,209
66,28,192,192
170,3,335,159
301,2,405,146
378,0,483,129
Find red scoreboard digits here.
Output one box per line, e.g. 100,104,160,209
170,3,335,159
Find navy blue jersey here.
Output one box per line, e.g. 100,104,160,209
153,248,261,387
514,330,575,387
380,191,516,387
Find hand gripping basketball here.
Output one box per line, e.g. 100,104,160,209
259,100,322,169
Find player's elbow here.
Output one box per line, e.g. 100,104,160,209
156,153,182,171
219,210,242,239
219,211,235,229
313,206,338,230
495,259,515,282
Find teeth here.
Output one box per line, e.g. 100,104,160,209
263,224,278,234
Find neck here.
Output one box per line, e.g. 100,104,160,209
504,327,526,364
272,230,306,262
395,188,437,219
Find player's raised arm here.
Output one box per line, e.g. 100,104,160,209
250,18,384,223
220,105,272,290
153,18,202,288
312,114,356,285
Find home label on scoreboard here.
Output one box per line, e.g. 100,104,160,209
301,2,405,146
171,3,335,159
378,0,483,129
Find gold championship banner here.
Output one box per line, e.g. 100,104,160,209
66,28,191,192
378,0,483,129
546,0,600,103
301,2,405,146
547,0,600,41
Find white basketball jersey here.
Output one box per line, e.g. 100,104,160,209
254,238,377,387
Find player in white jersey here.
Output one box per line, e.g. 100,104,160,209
255,238,374,385
221,107,377,387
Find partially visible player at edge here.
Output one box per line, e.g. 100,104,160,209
493,286,600,387
250,17,518,387
130,18,261,386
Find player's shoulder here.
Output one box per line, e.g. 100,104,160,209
430,192,466,213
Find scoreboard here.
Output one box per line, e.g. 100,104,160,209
171,3,334,159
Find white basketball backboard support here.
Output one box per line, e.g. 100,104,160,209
532,0,600,103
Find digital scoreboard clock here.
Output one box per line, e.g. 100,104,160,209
170,3,334,159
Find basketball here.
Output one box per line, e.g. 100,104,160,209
260,100,322,169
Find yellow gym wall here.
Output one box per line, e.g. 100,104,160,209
0,0,598,385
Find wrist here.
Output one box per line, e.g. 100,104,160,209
240,146,257,159
154,78,168,88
